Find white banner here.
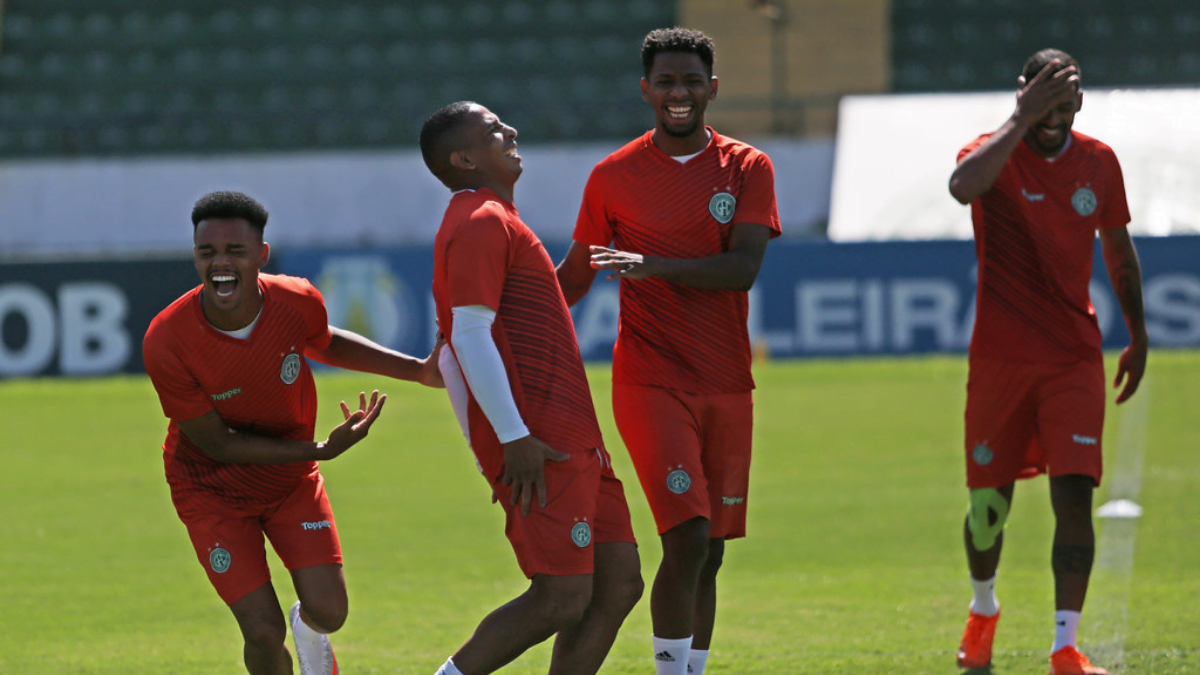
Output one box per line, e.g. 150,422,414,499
0,137,833,257
829,88,1200,241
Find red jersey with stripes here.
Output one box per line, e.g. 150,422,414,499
573,128,781,394
144,274,333,506
433,188,604,481
960,131,1130,364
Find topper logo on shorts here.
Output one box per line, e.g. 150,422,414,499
302,520,332,531
1072,434,1098,446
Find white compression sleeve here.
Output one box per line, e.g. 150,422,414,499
450,305,530,444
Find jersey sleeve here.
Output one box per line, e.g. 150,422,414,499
296,277,333,351
957,133,996,164
733,150,782,237
572,164,616,247
445,205,510,311
1098,147,1132,230
143,323,213,422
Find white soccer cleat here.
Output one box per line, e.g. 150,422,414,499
290,600,339,675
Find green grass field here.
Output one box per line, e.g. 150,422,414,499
1,352,1197,674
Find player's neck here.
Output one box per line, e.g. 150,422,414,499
458,178,515,204
200,288,264,332
651,126,712,157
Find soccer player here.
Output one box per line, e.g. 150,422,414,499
948,49,1147,675
419,101,643,675
555,28,781,675
143,190,444,675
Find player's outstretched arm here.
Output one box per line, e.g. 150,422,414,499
308,327,444,388
949,60,1080,204
588,222,771,291
176,390,387,464
556,241,600,307
1099,227,1148,403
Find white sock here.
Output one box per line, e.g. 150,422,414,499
290,601,336,675
1052,610,1081,652
688,648,710,675
434,656,465,675
969,575,999,616
653,635,692,675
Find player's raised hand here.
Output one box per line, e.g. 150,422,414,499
1014,59,1079,125
1113,339,1148,404
590,245,651,281
501,434,569,516
318,390,387,460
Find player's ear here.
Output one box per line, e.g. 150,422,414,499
709,75,718,100
1076,90,1083,112
259,242,270,268
449,149,475,172
641,78,650,103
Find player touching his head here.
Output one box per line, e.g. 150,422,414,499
143,190,444,675
420,101,642,675
949,49,1148,675
556,27,781,675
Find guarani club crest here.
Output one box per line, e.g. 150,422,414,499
571,519,592,548
209,546,232,573
317,256,413,351
1071,186,1097,216
709,190,736,224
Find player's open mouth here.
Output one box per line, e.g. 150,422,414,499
667,104,693,120
211,273,238,298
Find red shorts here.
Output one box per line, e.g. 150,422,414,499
491,447,636,578
613,383,753,539
965,355,1105,489
171,470,342,606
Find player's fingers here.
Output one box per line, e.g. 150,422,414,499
536,474,548,509
548,449,570,462
520,482,533,516
340,400,351,419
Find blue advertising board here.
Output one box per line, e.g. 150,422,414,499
1,237,1194,378
275,236,1200,362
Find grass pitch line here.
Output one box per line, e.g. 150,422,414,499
1089,375,1151,672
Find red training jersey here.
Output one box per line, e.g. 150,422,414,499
432,189,604,481
143,274,333,505
573,128,781,394
960,131,1130,364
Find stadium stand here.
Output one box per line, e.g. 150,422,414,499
892,0,1200,92
0,0,673,157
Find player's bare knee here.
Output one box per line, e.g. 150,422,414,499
303,600,348,633
237,614,287,651
532,576,592,629
700,539,725,580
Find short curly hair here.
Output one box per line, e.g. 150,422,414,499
191,191,269,232
1022,48,1080,84
641,27,715,78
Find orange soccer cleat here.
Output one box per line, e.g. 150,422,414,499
1049,645,1108,675
956,610,1000,669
